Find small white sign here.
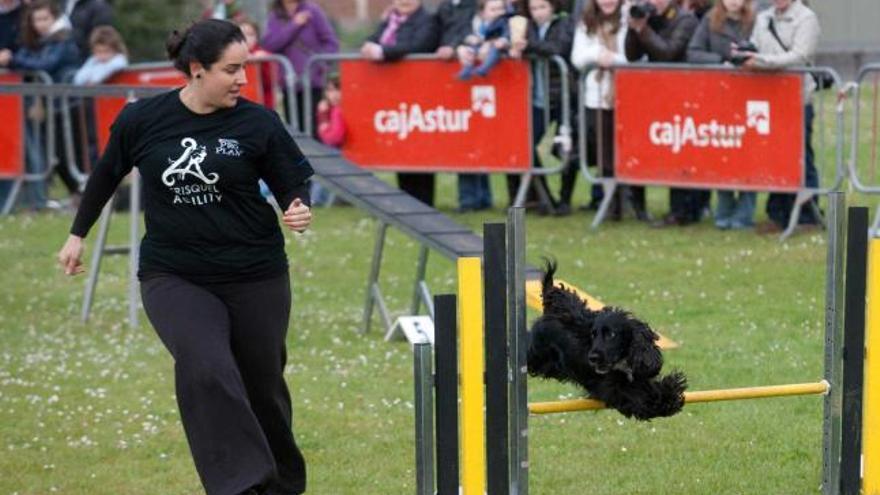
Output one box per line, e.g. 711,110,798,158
746,100,770,135
385,316,435,345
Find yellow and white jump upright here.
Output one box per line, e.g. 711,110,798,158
458,257,486,495
864,238,880,495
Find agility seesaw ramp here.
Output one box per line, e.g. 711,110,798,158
298,135,676,347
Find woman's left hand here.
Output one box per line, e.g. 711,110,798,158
283,198,312,233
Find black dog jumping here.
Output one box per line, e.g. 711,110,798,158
527,261,687,420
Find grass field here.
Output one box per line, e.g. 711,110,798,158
1,91,878,494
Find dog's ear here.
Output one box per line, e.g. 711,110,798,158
627,320,663,379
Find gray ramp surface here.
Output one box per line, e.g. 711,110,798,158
297,135,542,279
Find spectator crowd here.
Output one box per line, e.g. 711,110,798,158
0,0,825,233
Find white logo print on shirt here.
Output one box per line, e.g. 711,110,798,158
216,138,242,157
162,137,219,186
163,138,222,206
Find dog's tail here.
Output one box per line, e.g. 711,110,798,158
541,257,558,301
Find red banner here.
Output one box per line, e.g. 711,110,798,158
95,64,264,152
339,59,532,172
614,68,804,191
0,73,24,178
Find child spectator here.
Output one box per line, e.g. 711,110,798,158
312,76,345,206
237,17,277,110
569,0,645,221
0,0,80,210
687,0,756,230
456,0,511,80
507,0,573,213
72,25,128,84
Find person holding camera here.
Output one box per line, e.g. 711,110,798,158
624,0,701,227
733,0,821,232
687,0,757,230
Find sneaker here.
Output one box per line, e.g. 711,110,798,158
554,203,572,217
755,221,783,235
729,220,754,230
651,213,687,228
715,218,731,230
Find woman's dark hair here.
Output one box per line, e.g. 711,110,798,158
583,0,622,35
708,0,754,34
166,19,246,77
272,0,295,20
20,0,61,50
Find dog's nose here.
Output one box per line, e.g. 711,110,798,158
587,353,600,366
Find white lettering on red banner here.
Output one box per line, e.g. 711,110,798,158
372,85,498,141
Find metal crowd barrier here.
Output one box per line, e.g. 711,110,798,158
575,63,845,240
850,63,880,235
301,52,572,210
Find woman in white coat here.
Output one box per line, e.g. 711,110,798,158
569,0,647,220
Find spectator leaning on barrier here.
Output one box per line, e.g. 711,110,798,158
262,0,339,135
5,0,79,83
510,0,575,215
361,0,440,206
0,0,79,211
436,0,492,212
0,0,22,211
625,0,700,227
0,0,22,53
313,75,346,206
238,17,278,111
456,0,511,80
62,0,113,64
687,0,757,230
569,0,648,221
72,26,128,85
436,0,478,60
734,0,821,231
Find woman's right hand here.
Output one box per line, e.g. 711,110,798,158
58,234,85,276
598,49,616,68
293,11,311,26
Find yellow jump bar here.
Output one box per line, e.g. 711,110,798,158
529,381,830,415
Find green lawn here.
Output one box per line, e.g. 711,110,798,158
1,90,878,494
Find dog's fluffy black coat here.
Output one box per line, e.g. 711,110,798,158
527,261,687,420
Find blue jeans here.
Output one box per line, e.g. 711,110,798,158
766,104,819,226
309,180,333,207
21,122,47,210
0,180,11,213
457,174,492,210
715,190,756,229
458,45,502,80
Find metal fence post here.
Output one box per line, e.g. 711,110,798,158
822,191,845,495
414,342,434,495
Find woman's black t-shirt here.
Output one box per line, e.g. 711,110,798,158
70,89,314,284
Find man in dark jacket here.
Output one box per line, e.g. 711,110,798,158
0,0,22,53
361,0,440,62
435,0,476,60
360,0,440,206
63,0,113,62
625,0,701,226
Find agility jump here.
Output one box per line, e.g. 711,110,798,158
413,193,878,495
